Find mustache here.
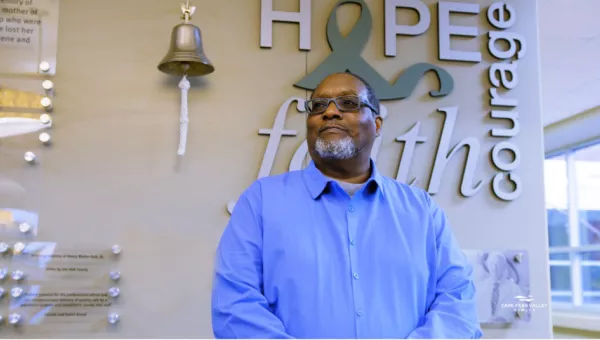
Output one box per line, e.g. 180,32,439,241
318,124,348,133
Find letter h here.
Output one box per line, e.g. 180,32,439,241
260,0,311,50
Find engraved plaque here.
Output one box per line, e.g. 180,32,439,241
0,285,121,335
0,242,123,335
8,242,120,286
11,242,119,265
2,264,119,287
0,0,60,75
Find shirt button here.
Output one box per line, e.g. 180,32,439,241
353,273,359,279
348,205,354,212
350,239,355,246
356,310,363,316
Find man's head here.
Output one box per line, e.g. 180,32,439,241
305,72,382,162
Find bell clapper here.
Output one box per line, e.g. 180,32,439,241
181,62,190,75
177,62,191,156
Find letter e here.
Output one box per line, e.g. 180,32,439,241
438,1,482,62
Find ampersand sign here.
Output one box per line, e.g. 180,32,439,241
294,0,454,101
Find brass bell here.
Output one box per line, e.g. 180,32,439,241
158,1,214,77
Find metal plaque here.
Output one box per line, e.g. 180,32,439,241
464,249,536,324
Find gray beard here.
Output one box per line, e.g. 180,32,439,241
314,136,360,160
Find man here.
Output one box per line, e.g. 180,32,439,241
211,72,482,339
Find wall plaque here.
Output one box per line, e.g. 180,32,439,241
0,242,122,334
1,285,121,334
5,263,119,286
0,0,60,75
463,249,541,325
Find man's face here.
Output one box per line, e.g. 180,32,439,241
306,74,382,161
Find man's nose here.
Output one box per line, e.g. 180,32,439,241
323,101,342,119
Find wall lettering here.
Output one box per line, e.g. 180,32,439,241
293,0,454,100
240,0,531,214
384,0,431,57
437,1,482,63
486,1,524,201
260,0,311,50
395,122,427,185
428,107,483,197
490,110,519,137
227,100,487,214
256,97,304,178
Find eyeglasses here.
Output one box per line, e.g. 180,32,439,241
305,95,378,115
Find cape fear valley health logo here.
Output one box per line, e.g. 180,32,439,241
293,0,455,101
515,295,534,302
502,295,548,312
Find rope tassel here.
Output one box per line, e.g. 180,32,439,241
178,75,191,156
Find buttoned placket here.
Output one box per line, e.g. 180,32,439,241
346,194,364,337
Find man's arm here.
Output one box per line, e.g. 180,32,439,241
407,195,483,339
211,182,292,339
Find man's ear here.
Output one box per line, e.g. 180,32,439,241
375,116,383,136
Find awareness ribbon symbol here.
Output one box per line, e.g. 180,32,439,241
294,0,454,101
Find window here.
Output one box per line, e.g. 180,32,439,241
546,141,600,309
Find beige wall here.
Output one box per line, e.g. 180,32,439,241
0,0,550,338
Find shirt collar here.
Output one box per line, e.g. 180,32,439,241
302,159,385,199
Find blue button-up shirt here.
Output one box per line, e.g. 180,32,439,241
212,160,482,339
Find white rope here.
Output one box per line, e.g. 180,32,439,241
178,75,191,156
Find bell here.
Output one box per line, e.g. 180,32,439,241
158,2,214,77
158,0,213,157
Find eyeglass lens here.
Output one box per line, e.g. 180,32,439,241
307,96,360,114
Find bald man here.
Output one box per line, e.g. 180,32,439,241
211,72,482,339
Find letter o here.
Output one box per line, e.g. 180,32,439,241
492,141,520,171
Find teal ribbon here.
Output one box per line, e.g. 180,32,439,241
295,0,454,101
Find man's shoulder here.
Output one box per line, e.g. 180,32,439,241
257,169,304,187
242,169,305,196
379,175,431,205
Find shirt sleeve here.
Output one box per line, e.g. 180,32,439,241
407,194,483,339
211,182,293,339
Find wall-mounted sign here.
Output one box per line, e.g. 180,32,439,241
227,0,526,214
463,249,540,325
0,0,59,75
